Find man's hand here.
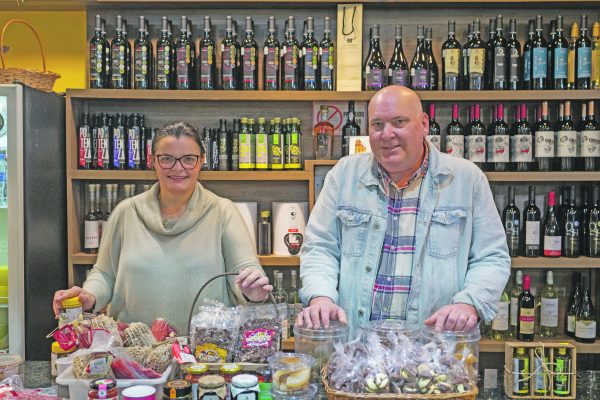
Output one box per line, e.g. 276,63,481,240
296,297,347,329
53,286,96,316
424,303,478,332
235,268,273,302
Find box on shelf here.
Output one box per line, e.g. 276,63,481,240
504,342,576,399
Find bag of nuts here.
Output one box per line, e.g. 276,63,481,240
233,303,287,363
190,299,239,363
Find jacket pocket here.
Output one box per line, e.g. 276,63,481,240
427,208,466,258
336,208,372,257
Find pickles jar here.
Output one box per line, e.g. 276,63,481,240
293,320,348,386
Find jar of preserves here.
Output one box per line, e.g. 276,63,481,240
51,341,75,378
219,363,241,383
185,363,209,399
231,374,259,400
267,353,314,396
59,297,83,327
163,380,192,400
198,375,227,400
87,378,118,400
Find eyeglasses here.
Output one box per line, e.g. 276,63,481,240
155,154,201,170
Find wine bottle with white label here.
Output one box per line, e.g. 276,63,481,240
491,288,510,341
465,103,486,170
427,103,441,151
543,191,561,257
540,271,558,337
556,101,577,171
445,104,464,158
580,100,600,171
511,104,533,172
487,103,510,171
503,186,520,257
535,101,555,172
509,270,523,337
84,184,101,254
565,272,582,337
575,274,596,343
523,186,541,257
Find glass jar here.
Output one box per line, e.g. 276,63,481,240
270,384,317,400
59,297,83,327
294,320,348,386
268,353,315,396
87,378,118,400
231,374,259,400
363,319,420,345
51,341,75,377
198,375,227,400
186,363,209,399
163,380,192,400
220,363,241,383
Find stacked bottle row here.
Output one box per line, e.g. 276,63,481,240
427,100,600,171
511,346,573,397
90,14,334,91
270,270,303,340
488,270,596,343
499,185,600,258
364,15,600,91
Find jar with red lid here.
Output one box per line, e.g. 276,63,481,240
88,378,118,400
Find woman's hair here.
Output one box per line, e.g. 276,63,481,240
152,121,205,156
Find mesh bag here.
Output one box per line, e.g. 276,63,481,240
143,342,172,373
91,314,123,346
124,346,151,365
124,322,156,348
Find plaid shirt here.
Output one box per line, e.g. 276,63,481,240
370,143,429,321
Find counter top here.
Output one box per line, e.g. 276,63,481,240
22,361,52,389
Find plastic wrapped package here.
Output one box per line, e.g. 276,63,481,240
190,299,239,363
234,303,287,363
0,375,59,399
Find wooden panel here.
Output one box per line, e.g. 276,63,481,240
70,169,311,180
511,257,600,269
72,252,299,266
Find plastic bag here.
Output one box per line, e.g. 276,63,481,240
0,375,59,399
233,303,286,363
111,357,162,379
327,339,368,393
70,329,119,379
150,318,178,342
190,299,239,363
361,332,390,394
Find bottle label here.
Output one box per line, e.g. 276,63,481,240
494,47,506,82
320,47,334,85
466,135,486,163
111,43,125,78
532,47,548,79
556,130,578,157
443,48,460,75
567,315,576,333
113,130,126,169
156,46,170,83
79,128,91,168
554,48,568,79
510,297,518,326
487,135,509,162
491,302,509,330
511,135,533,162
84,221,100,249
468,48,485,75
579,130,600,157
575,320,596,339
535,131,555,158
283,45,299,82
146,138,153,170
242,46,257,86
176,45,191,83
513,358,529,394
271,135,284,169
445,135,464,158
365,67,385,90
200,46,214,84
540,297,558,327
222,45,236,85
218,135,229,171
518,307,535,334
506,220,519,244
239,133,252,167
523,50,530,81
410,67,430,90
264,47,280,84
568,48,576,83
304,46,318,82
284,133,302,168
525,221,540,246
97,128,110,168
554,357,571,395
90,43,103,79
577,46,592,78
389,69,409,86
428,135,441,151
255,133,269,167
128,129,141,169
509,48,520,82
134,45,149,82
543,235,561,256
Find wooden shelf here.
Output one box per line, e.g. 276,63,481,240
486,172,600,182
480,336,600,353
69,169,311,181
72,252,299,266
511,257,600,269
66,89,600,102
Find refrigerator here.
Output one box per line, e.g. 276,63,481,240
0,84,67,360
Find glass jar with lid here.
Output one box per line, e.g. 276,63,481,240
59,296,83,327
220,363,241,383
363,319,420,345
185,363,209,397
51,341,75,378
88,378,118,400
198,375,227,400
268,353,315,396
163,380,192,400
270,384,317,400
231,374,259,400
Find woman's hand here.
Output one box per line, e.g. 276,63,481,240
235,269,273,302
52,286,96,316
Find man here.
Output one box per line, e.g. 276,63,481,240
297,86,510,338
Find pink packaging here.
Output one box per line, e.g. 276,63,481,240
121,385,156,400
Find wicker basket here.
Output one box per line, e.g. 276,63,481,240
321,366,478,400
0,19,60,92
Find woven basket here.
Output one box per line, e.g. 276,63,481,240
321,366,478,400
0,19,60,91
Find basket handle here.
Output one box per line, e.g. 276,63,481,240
0,19,47,71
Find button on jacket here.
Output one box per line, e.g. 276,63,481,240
299,140,511,339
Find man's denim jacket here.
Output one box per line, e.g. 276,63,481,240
299,140,511,339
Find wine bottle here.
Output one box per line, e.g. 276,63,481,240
174,16,194,90
285,117,302,170
575,274,596,343
121,19,132,89
219,16,238,90
556,101,577,171
563,185,582,257
523,186,541,257
511,104,533,171
238,117,255,171
302,17,320,90
97,114,111,170
568,22,579,90
320,17,335,91
485,18,496,90
263,16,281,91
466,19,486,91
465,103,486,169
90,15,108,88
445,104,464,157
581,101,600,171
491,288,510,341
547,19,558,85
342,101,360,157
389,25,410,87
156,16,174,90
487,103,510,171
535,101,555,171
517,274,535,341
576,15,592,89
313,106,335,159
217,119,229,171
133,16,153,90
254,118,268,169
198,16,216,90
281,16,301,91
523,19,535,90
531,15,548,90
513,347,530,395
269,118,284,170
553,348,573,396
491,15,509,90
566,272,582,337
507,18,521,90
110,15,128,89
425,27,438,90
240,17,259,91
112,113,127,170
543,191,561,257
441,20,461,91
509,270,523,337
78,113,92,170
503,186,521,257
587,185,600,257
593,22,600,89
462,23,472,90
363,25,386,91
410,25,430,90
552,15,569,90
84,183,101,254
127,114,142,170
540,271,558,337
427,103,441,151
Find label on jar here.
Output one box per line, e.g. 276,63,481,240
242,328,276,348
487,135,509,162
491,302,509,330
556,130,578,157
579,130,600,157
446,135,464,157
511,135,533,162
540,298,558,327
535,131,555,158
575,320,597,339
466,135,486,163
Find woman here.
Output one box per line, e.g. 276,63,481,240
53,122,271,333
